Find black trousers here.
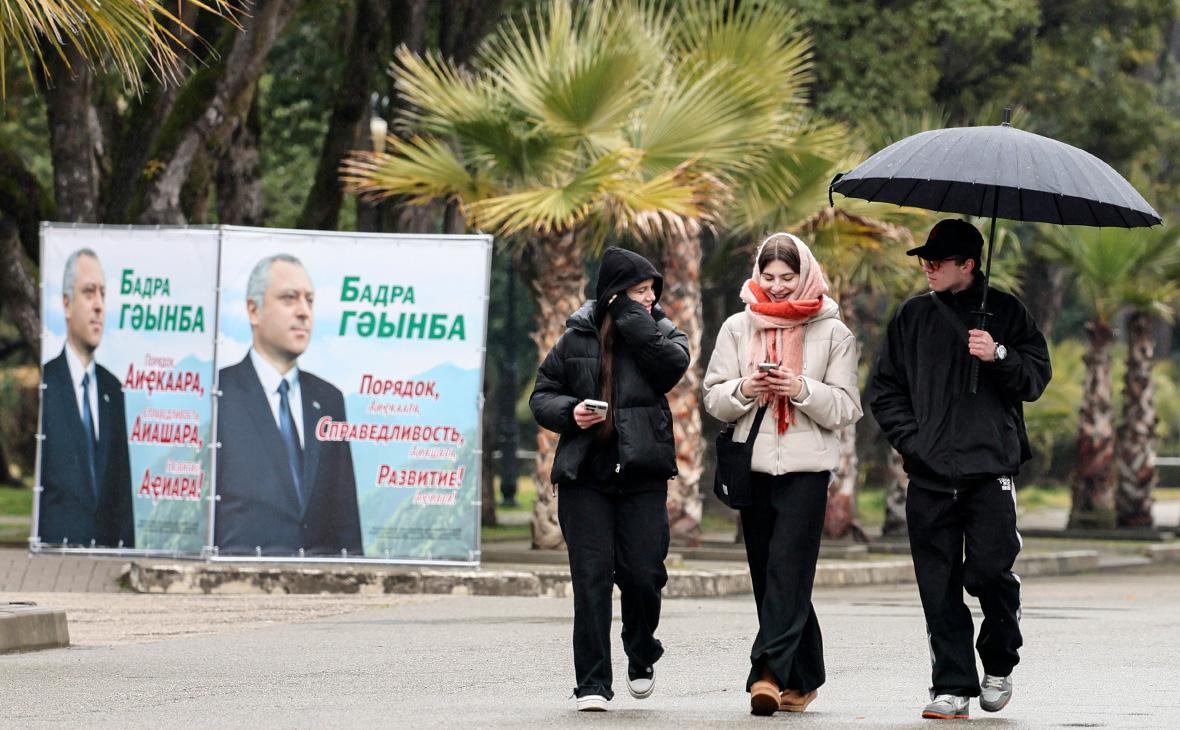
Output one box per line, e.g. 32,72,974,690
557,486,669,699
906,479,1023,697
739,471,830,693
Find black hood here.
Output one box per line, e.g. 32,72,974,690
593,247,663,323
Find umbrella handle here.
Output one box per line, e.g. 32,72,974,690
968,309,991,395
828,172,845,208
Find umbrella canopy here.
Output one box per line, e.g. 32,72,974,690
830,121,1162,228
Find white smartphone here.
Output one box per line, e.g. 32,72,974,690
757,362,779,372
583,399,609,415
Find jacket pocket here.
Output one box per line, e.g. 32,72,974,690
615,405,677,477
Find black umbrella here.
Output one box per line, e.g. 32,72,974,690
829,108,1162,391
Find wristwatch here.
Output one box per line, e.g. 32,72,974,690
994,343,1008,361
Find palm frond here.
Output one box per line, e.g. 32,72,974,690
391,46,499,135
1,0,240,96
340,135,495,205
479,0,655,141
465,148,634,235
794,206,915,298
1038,225,1159,323
598,160,715,241
627,63,779,172
670,0,812,108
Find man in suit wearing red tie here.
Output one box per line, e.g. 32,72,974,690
39,248,135,547
214,254,362,556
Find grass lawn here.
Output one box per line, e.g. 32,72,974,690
0,486,32,518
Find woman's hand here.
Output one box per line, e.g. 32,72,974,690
765,367,804,399
573,401,607,429
739,370,771,398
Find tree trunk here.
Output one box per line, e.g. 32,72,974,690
522,230,587,550
481,367,497,527
0,140,52,256
139,0,301,224
1021,251,1067,341
298,0,389,231
439,0,507,65
0,218,40,351
215,88,264,225
824,297,866,541
660,227,704,546
497,257,520,505
1116,308,1158,528
1068,319,1117,529
881,448,908,537
41,44,101,222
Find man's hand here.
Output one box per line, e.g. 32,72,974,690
968,329,997,362
573,401,607,429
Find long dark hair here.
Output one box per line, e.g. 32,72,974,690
596,310,615,441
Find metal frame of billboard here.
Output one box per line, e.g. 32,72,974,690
28,223,493,568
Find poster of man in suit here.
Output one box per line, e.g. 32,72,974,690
214,253,363,556
38,248,134,547
37,225,219,553
214,228,491,562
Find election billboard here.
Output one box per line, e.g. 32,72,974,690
35,224,218,553
212,227,492,562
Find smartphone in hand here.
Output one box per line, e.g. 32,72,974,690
584,399,609,416
757,362,779,372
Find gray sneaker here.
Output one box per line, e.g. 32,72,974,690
979,674,1013,712
922,694,969,720
626,663,655,699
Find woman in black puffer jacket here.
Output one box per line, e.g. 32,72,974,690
530,246,689,712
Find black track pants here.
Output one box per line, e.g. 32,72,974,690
557,487,669,700
740,471,830,693
906,479,1023,697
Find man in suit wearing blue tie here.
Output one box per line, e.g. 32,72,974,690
214,254,363,556
39,248,135,547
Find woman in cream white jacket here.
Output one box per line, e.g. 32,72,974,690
703,232,862,716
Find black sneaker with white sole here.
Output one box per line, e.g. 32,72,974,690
626,662,655,699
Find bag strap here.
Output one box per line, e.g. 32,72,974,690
927,291,969,345
743,405,769,446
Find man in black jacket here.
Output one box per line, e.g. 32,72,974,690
867,219,1051,720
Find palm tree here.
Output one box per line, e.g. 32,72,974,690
1040,225,1173,529
343,1,748,548
646,1,852,544
1,0,238,96
1114,224,1180,527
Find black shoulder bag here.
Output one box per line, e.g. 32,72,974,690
927,292,1032,463
713,404,769,509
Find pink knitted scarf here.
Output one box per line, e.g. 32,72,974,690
739,234,830,434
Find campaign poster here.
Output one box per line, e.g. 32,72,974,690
213,227,491,562
37,224,218,553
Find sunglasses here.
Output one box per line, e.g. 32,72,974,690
918,257,963,272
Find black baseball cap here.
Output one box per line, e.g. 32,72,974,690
906,218,983,260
